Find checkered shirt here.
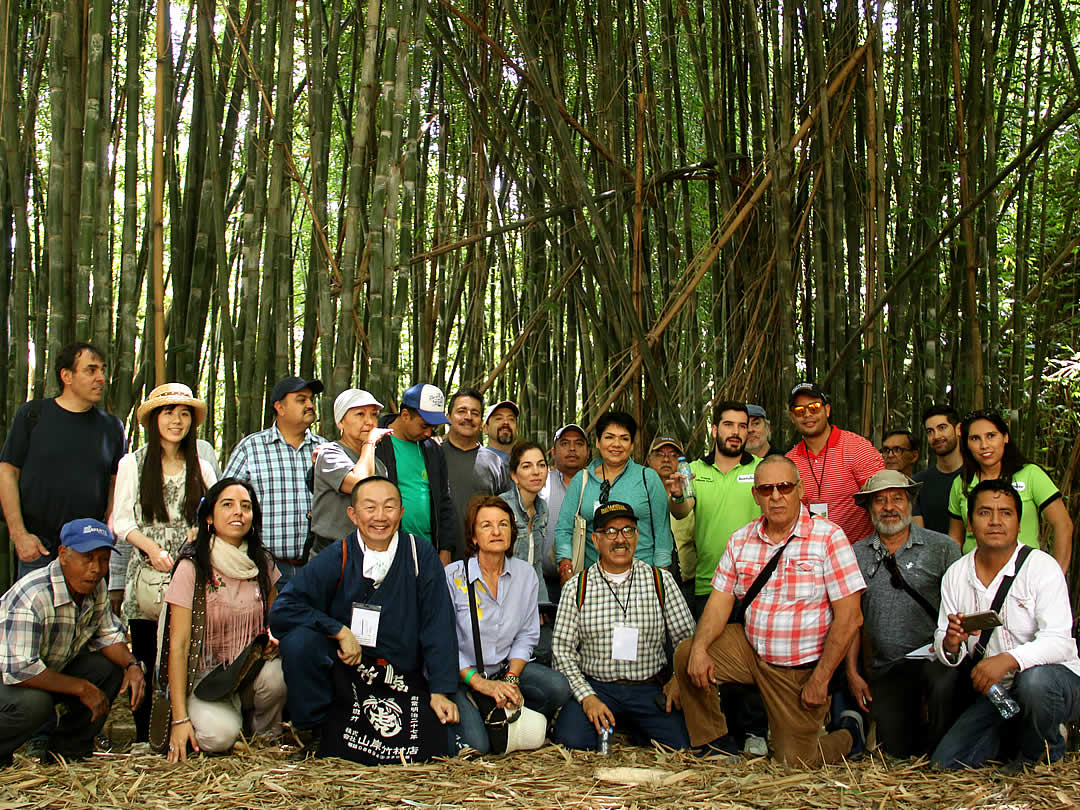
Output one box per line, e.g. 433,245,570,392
553,558,695,702
223,424,327,560
712,506,865,666
0,560,126,684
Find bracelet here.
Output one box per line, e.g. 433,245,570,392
172,716,191,727
464,668,478,685
503,673,521,685
558,559,573,571
671,494,685,504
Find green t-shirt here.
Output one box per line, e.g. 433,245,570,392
391,435,433,542
690,454,762,595
947,463,1061,553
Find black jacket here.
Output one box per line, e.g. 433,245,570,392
374,431,459,555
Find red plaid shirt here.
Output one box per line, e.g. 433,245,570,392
786,426,884,544
712,506,865,666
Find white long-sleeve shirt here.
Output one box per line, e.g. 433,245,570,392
934,542,1080,678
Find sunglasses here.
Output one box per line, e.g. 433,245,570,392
597,526,638,539
599,479,612,504
790,401,825,418
753,482,798,496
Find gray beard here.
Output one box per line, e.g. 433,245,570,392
872,513,913,537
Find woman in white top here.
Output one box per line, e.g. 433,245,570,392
114,383,216,742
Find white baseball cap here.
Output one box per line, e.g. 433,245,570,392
334,388,383,424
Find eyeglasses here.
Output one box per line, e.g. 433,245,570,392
650,450,680,460
753,482,797,496
880,446,913,456
597,526,638,539
599,479,611,504
790,401,825,418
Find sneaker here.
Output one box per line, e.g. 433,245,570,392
836,710,866,760
742,734,768,757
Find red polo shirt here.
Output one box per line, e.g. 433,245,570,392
786,426,884,543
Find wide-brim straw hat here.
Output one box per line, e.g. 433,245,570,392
136,382,208,429
853,469,923,509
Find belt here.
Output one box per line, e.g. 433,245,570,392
769,660,817,671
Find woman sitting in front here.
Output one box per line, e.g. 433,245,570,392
444,495,571,753
162,478,286,761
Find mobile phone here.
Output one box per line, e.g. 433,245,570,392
960,610,1003,633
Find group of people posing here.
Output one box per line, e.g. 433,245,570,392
0,342,1076,774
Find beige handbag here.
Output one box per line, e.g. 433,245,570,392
570,477,588,574
134,564,171,621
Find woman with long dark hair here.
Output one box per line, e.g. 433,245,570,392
161,478,286,761
947,409,1073,569
113,383,215,742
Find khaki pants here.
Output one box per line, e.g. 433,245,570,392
189,658,287,753
673,625,852,766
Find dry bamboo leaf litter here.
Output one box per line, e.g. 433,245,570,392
1,743,1078,809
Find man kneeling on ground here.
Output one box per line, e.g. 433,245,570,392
672,455,867,765
552,502,694,751
932,479,1080,770
0,519,144,765
269,476,459,758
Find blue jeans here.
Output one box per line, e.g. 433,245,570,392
932,664,1080,768
553,678,690,751
452,663,570,753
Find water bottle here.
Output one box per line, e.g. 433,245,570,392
987,682,1020,719
677,457,695,499
598,726,612,755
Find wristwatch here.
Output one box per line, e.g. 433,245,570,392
126,660,144,674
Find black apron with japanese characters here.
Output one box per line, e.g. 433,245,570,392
319,657,449,763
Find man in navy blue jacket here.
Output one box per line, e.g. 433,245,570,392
270,476,459,756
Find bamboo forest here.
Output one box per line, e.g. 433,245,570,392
0,0,1078,571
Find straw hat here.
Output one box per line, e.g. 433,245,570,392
136,383,208,429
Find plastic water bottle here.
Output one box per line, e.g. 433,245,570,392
677,457,695,499
598,726,612,755
987,682,1020,719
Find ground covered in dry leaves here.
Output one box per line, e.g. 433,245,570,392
1,741,1078,810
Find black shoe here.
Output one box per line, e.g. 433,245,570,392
286,727,321,761
836,710,866,760
694,734,740,759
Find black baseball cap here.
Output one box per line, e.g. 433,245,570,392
788,382,827,407
593,501,637,530
271,376,324,404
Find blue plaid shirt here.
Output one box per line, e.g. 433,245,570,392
0,560,126,684
224,424,327,560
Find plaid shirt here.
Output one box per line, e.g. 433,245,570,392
713,506,865,666
0,560,126,684
553,558,695,702
224,424,327,560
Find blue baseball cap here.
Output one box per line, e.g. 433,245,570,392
401,383,450,425
59,519,116,553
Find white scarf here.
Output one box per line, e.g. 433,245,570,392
210,536,259,580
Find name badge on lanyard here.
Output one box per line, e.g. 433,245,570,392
611,622,639,661
809,503,829,519
351,602,382,647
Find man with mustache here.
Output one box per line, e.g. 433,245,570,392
913,404,964,534
846,470,960,758
0,342,126,582
672,455,867,766
224,375,327,586
745,405,776,458
552,501,694,751
441,389,508,559
484,400,519,463
540,424,590,596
